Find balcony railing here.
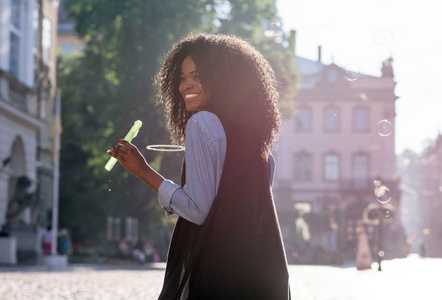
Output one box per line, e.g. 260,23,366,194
339,178,399,193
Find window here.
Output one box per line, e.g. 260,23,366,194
9,33,20,78
295,107,312,131
9,0,21,78
294,152,313,181
353,107,369,132
324,107,340,132
353,153,369,188
324,153,340,181
42,17,52,61
11,0,20,29
33,5,39,54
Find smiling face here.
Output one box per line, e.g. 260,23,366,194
179,56,209,112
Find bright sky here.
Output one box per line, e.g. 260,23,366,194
276,0,442,155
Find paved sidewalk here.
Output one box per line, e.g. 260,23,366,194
0,255,440,299
0,263,166,300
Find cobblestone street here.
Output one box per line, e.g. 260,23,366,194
0,255,439,299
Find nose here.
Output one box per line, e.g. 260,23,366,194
182,78,194,90
181,76,195,90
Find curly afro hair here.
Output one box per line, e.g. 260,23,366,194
156,33,281,157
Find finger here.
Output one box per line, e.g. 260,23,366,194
107,150,123,160
112,144,129,153
118,139,131,147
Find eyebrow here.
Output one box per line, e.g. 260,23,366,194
180,70,198,75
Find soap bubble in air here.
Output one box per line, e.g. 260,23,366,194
264,22,283,38
377,119,393,136
375,186,392,204
373,27,393,46
344,64,361,81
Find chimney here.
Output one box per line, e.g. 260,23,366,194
289,30,296,56
318,45,322,63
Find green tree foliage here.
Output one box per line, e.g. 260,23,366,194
58,0,203,251
208,0,299,114
57,0,298,255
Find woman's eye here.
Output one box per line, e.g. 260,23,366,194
193,73,200,80
180,77,186,82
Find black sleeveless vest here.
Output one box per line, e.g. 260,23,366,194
158,117,290,300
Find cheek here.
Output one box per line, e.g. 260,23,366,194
202,94,210,107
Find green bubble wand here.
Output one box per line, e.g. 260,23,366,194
105,120,143,171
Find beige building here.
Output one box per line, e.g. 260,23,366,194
57,0,82,56
0,0,59,263
273,51,406,263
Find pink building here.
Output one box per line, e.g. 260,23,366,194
418,134,442,257
273,51,407,263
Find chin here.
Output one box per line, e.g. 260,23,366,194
186,105,202,112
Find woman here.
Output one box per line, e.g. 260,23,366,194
107,34,290,299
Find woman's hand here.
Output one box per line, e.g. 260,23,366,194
107,140,148,178
107,140,165,193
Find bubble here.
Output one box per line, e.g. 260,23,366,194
385,210,391,218
378,250,385,257
344,64,361,81
108,189,112,192
373,28,393,46
377,120,392,136
375,186,391,204
264,22,283,37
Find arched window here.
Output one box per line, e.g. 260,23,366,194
293,151,313,181
323,152,340,181
295,106,312,132
10,137,26,176
353,106,370,132
324,106,340,132
353,152,370,188
8,136,26,206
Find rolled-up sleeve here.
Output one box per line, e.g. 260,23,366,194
158,180,180,216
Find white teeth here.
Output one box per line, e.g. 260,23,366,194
185,94,198,99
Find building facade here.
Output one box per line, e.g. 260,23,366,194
418,134,442,257
0,0,59,262
273,52,407,264
57,0,81,56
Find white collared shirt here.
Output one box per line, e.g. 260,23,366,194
158,111,275,225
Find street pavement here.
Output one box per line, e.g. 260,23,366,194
0,254,439,300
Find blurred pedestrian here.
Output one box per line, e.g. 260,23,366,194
420,240,427,258
57,228,71,255
118,238,131,258
108,34,290,299
41,225,53,256
142,239,157,263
